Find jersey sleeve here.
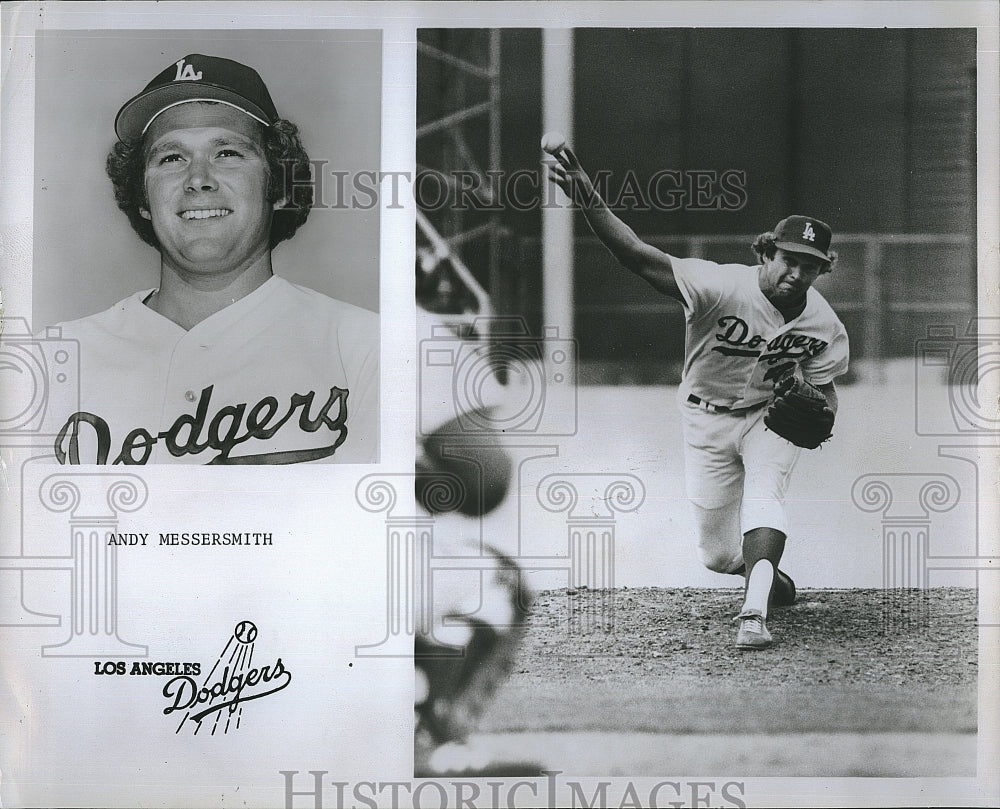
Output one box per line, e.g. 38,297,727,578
800,320,850,385
669,256,740,317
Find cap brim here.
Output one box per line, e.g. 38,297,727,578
115,82,271,141
773,241,831,262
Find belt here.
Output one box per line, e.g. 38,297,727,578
687,394,768,415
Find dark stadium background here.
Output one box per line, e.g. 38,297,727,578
417,28,976,382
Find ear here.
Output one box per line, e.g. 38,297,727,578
139,207,151,221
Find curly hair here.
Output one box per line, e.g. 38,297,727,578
750,232,837,274
106,116,313,250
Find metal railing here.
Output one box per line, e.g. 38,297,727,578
573,232,975,364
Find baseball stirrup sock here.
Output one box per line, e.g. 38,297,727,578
743,560,774,618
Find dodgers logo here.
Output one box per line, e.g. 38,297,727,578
53,385,350,465
711,316,830,381
162,621,292,735
802,222,817,242
173,58,203,82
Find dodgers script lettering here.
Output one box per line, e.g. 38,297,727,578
712,315,829,363
54,385,349,464
162,658,291,723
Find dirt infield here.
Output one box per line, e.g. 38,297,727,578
476,587,977,776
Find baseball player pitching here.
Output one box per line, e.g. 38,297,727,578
46,54,377,464
546,139,848,650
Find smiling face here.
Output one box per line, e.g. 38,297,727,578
141,102,278,279
758,247,828,308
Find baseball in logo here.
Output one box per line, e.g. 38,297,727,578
235,620,258,644
162,621,291,735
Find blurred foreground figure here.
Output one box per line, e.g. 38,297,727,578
413,298,542,777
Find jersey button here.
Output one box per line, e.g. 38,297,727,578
184,390,197,402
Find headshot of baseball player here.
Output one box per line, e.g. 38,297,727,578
34,40,379,465
551,142,847,650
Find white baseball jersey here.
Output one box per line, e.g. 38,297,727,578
47,276,378,464
670,256,849,407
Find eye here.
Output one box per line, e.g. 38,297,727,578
158,153,183,165
217,149,244,158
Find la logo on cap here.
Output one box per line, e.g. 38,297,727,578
115,54,280,141
771,215,833,261
173,58,203,81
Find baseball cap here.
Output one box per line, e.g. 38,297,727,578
771,215,834,262
115,54,278,142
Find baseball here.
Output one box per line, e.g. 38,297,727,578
541,131,566,155
235,620,258,644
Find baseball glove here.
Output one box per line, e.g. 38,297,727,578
764,373,835,449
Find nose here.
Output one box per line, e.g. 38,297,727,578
184,155,218,193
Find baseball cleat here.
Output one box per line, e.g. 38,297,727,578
770,568,797,607
734,609,773,650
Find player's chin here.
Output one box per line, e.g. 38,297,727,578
166,243,251,273
775,285,804,302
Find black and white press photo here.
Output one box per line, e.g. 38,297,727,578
0,15,406,809
24,29,381,464
0,3,996,809
411,24,990,786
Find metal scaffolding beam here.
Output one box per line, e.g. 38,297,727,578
416,30,502,319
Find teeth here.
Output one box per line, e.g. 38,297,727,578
181,209,231,220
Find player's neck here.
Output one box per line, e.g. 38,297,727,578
775,296,807,323
761,286,808,322
148,253,274,330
